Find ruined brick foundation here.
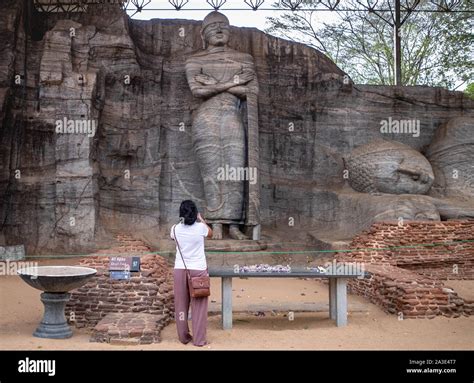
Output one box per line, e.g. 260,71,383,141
338,221,474,318
66,236,174,334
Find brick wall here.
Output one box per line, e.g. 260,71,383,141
66,239,174,329
337,221,474,318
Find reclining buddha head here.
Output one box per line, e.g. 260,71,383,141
345,139,434,195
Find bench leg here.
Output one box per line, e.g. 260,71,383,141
221,277,233,330
335,278,348,327
329,277,337,320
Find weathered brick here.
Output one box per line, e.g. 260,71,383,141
338,221,473,319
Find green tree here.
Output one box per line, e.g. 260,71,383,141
465,83,474,99
266,0,473,89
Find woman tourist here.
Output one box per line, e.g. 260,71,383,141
171,200,212,346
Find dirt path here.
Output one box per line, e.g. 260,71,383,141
1,266,473,350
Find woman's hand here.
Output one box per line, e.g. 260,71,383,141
198,213,213,238
197,212,205,223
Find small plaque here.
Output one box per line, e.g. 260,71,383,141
110,270,130,280
130,257,140,272
109,256,140,272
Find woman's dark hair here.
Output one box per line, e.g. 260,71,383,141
179,200,198,225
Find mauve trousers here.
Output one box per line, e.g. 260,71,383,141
173,269,208,346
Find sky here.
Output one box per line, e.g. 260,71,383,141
125,0,338,32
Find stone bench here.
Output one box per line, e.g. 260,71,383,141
209,267,368,329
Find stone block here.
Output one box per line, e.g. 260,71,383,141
0,245,25,261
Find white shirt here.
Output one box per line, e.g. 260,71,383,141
171,222,209,270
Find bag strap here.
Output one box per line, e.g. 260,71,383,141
173,224,189,273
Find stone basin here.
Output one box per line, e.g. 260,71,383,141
17,266,97,292
17,266,97,339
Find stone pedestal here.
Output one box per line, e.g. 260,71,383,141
34,292,73,339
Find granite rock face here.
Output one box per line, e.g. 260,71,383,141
427,117,474,201
0,3,473,253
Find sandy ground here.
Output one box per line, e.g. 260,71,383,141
1,259,473,350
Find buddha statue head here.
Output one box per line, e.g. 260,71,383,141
201,11,230,49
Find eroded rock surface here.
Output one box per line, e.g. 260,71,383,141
0,2,473,252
